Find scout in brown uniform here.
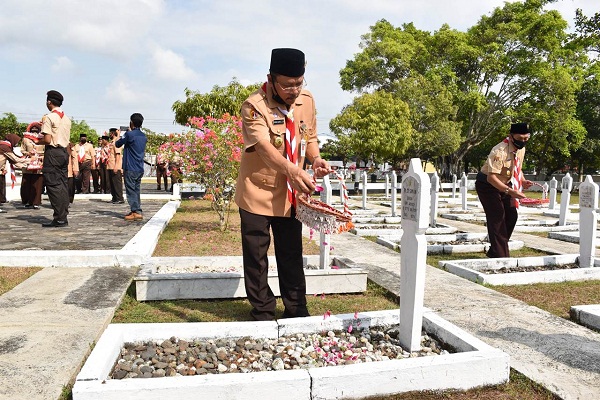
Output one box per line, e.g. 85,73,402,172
73,133,95,194
234,48,331,321
0,134,30,212
39,90,72,227
98,135,111,194
67,141,79,204
107,128,124,203
475,122,533,258
20,122,45,208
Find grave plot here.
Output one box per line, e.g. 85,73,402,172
135,255,367,301
571,304,600,332
439,254,600,285
350,223,457,237
72,309,509,400
439,212,487,222
548,230,600,245
513,218,579,233
376,232,524,254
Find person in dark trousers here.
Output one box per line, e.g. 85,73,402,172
107,128,124,204
115,113,147,221
475,122,533,257
234,48,331,321
39,90,72,227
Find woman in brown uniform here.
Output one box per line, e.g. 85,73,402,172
475,122,533,258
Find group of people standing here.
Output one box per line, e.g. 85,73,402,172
0,90,148,225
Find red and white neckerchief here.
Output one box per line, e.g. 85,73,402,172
78,145,86,163
52,109,64,119
278,106,297,207
503,136,523,208
0,140,17,188
101,145,110,164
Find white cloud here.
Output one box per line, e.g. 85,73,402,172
151,47,197,81
105,76,147,105
51,56,75,73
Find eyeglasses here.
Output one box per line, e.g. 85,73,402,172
274,78,307,93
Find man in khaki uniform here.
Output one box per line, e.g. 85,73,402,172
73,133,95,194
39,90,71,227
234,48,331,321
475,122,533,257
107,128,124,203
20,122,45,208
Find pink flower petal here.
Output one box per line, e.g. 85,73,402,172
347,325,353,333
331,265,339,270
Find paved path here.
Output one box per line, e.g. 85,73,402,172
1,193,600,400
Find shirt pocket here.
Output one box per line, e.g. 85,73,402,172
500,159,513,179
250,170,279,189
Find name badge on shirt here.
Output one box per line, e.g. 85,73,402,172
300,139,306,157
273,119,285,125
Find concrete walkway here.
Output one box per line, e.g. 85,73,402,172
1,193,600,400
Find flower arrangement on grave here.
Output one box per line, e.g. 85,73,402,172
158,114,243,231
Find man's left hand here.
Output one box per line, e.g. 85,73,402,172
522,180,533,189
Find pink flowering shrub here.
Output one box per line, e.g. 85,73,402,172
158,114,243,230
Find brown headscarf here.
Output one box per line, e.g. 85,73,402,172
0,134,20,153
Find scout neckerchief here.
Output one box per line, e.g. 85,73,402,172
78,143,86,163
101,144,110,164
52,109,64,119
278,106,297,207
503,136,523,208
0,140,17,188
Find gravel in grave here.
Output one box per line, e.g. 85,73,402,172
110,327,450,379
480,263,580,274
429,239,487,245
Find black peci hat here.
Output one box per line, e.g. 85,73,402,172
269,48,305,77
80,133,87,138
46,90,64,103
510,123,530,134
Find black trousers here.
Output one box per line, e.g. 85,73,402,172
79,160,92,193
109,169,124,202
21,173,44,206
91,168,100,193
0,174,6,203
156,164,168,189
476,179,518,258
42,146,69,222
68,176,75,203
99,164,111,194
239,208,308,321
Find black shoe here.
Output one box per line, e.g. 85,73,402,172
42,220,68,228
112,200,125,204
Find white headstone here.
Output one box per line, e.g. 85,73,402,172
559,173,573,226
362,172,368,210
354,169,360,183
385,174,390,199
319,175,332,269
549,177,557,210
430,171,440,228
339,175,346,206
451,174,457,199
391,170,398,217
173,183,181,199
460,172,468,211
399,158,430,352
578,176,598,269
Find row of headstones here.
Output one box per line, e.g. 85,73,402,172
318,160,598,351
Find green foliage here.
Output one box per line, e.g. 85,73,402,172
142,127,169,155
69,119,98,145
329,90,412,167
337,2,591,175
172,78,261,125
0,113,27,137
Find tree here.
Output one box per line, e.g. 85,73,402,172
172,78,261,124
572,62,600,175
338,2,587,175
0,113,27,137
142,128,169,155
329,90,413,169
69,119,98,144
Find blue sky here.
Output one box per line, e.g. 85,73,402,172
0,0,595,136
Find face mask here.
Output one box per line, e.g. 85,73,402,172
511,135,526,149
